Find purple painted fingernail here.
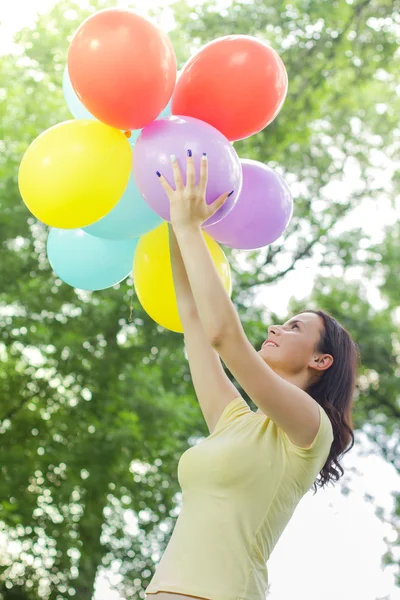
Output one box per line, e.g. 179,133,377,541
187,149,192,157
156,171,161,177
228,190,234,197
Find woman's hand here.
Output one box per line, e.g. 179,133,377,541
156,150,233,230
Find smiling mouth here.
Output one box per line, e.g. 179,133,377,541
263,342,279,348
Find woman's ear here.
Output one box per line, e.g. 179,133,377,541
311,353,334,372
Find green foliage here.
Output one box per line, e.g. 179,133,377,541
0,0,399,598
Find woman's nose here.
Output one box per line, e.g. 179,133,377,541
268,325,281,336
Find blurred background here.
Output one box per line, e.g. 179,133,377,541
0,0,399,599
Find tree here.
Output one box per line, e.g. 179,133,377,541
0,0,398,598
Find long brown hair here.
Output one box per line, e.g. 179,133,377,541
299,309,360,495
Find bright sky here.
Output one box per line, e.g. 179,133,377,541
1,2,399,599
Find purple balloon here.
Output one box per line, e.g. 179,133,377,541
132,116,242,227
203,159,293,250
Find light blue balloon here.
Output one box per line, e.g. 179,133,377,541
128,129,142,148
62,66,96,121
86,102,172,239
47,228,138,291
159,100,172,120
83,174,164,240
128,100,172,149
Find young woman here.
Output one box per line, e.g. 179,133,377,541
145,153,360,600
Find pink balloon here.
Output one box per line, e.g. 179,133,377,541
132,116,242,227
203,159,293,249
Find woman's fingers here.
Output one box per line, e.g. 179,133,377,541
186,149,196,188
156,171,174,196
199,152,208,195
159,152,207,193
170,154,184,190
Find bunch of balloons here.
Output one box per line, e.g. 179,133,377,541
18,8,293,334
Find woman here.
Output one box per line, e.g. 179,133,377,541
145,152,360,600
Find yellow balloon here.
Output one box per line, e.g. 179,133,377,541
18,120,131,228
133,222,232,333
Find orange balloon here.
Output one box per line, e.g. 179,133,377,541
171,35,288,142
68,8,177,130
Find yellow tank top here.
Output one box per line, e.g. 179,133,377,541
145,396,334,600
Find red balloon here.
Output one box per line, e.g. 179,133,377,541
172,35,288,142
68,9,177,130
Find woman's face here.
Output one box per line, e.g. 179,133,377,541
258,312,326,377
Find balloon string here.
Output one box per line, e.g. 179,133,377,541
128,279,134,322
126,126,132,323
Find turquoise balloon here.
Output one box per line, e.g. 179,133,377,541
128,100,172,149
128,129,141,148
159,100,172,119
86,102,172,239
47,228,138,291
63,66,96,120
83,174,164,240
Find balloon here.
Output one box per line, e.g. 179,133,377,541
132,116,242,227
68,8,177,130
83,174,164,240
171,35,288,141
62,65,95,120
133,222,232,333
128,100,172,150
18,120,131,229
158,100,172,120
47,228,138,291
203,159,293,249
63,65,172,146
128,130,142,149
